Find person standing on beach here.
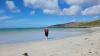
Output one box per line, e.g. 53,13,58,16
44,28,49,40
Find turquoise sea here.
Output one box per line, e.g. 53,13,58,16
0,28,93,44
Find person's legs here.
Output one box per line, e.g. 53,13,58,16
46,36,48,40
45,32,48,40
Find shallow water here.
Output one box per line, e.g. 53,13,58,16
0,28,93,44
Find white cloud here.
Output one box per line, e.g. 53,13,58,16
82,4,100,16
63,0,100,16
6,0,20,13
24,0,58,9
62,5,82,16
59,12,64,16
30,10,35,15
0,10,11,21
92,16,100,20
65,0,100,6
0,15,10,21
23,0,100,16
23,0,59,15
94,16,100,19
43,9,60,15
65,0,85,5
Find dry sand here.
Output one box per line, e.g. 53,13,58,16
0,27,100,56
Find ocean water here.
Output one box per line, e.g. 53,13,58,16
0,28,93,44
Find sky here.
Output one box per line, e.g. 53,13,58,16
0,0,100,28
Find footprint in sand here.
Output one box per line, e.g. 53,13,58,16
84,38,88,40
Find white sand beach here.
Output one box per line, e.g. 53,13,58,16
0,27,100,56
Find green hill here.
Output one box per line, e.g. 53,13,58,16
47,19,100,28
79,19,100,27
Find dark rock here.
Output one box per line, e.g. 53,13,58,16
23,53,28,56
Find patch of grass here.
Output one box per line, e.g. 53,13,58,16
79,19,100,27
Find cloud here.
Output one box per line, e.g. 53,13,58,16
30,10,35,15
93,16,100,19
43,9,60,15
0,15,10,21
63,0,100,16
23,0,59,15
82,4,100,16
0,10,11,21
24,0,58,9
65,0,100,6
6,0,20,13
65,0,85,5
62,5,82,16
93,16,100,20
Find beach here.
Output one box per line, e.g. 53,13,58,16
0,27,100,56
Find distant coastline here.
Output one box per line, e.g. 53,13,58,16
0,19,99,29
47,19,100,28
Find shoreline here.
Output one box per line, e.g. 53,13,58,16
0,27,100,56
0,28,91,45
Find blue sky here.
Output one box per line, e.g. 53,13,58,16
0,0,100,28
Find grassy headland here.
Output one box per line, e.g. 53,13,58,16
48,19,100,28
